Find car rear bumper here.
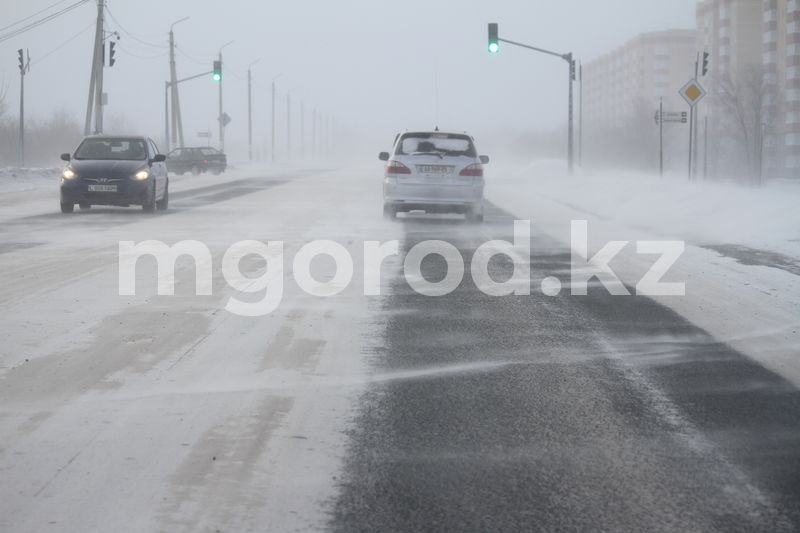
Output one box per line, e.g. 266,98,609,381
60,178,151,206
383,180,483,209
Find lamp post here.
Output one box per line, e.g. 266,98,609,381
247,58,261,161
271,74,282,163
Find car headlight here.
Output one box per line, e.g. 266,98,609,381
62,168,76,180
133,170,150,181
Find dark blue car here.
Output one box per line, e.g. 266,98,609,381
59,135,169,213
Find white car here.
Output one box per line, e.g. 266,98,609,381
380,131,488,222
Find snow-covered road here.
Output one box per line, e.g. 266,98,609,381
1,164,799,532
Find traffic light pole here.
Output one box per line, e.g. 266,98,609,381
218,50,224,152
164,70,213,151
497,37,576,175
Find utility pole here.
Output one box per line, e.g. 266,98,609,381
84,0,105,135
578,61,583,168
300,101,305,160
271,74,281,163
312,108,316,157
18,49,30,168
703,115,709,180
169,17,189,152
567,53,575,175
247,59,260,161
164,81,170,151
659,98,664,177
286,93,291,160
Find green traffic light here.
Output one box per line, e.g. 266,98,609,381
488,42,500,54
212,73,222,82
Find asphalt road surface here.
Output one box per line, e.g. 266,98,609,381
1,167,798,532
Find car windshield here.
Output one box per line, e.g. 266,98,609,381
74,138,147,161
396,134,477,157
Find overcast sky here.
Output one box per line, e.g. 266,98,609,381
0,0,696,158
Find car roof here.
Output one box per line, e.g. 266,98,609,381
400,131,474,139
82,134,149,141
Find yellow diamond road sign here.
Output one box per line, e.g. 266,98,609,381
680,79,707,107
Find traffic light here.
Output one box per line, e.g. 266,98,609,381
109,41,116,67
18,49,24,73
702,52,709,76
212,60,222,82
488,23,499,54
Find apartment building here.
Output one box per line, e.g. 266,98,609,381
583,30,697,130
582,30,697,169
698,0,800,180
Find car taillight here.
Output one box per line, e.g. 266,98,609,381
203,159,208,164
459,163,484,177
386,160,411,175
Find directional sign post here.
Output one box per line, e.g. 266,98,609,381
655,104,689,177
680,79,706,180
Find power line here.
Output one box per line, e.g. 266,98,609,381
0,0,71,33
116,45,168,60
105,5,166,49
0,0,90,44
32,22,94,66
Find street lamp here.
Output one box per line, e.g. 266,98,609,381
271,73,282,163
248,58,261,161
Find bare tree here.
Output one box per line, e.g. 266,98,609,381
715,65,774,184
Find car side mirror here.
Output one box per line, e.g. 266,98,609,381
379,152,390,161
60,153,71,162
152,154,167,163
480,155,490,164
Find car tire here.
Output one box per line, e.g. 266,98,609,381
211,169,222,176
60,201,74,214
79,203,91,211
156,179,169,211
190,165,200,176
142,184,156,213
383,204,397,220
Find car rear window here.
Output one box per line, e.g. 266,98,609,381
396,133,476,157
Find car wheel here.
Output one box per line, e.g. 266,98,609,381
383,204,397,220
142,184,156,213
60,201,74,214
79,203,91,211
211,168,222,176
190,165,200,176
156,180,169,211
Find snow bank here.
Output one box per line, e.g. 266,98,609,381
0,167,60,193
494,160,800,259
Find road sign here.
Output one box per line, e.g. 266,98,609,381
219,112,231,127
655,111,688,125
197,131,210,138
679,79,706,107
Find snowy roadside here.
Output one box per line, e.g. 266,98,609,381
487,160,800,386
0,167,60,193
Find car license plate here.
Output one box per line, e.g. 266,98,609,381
88,184,117,192
417,165,454,175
